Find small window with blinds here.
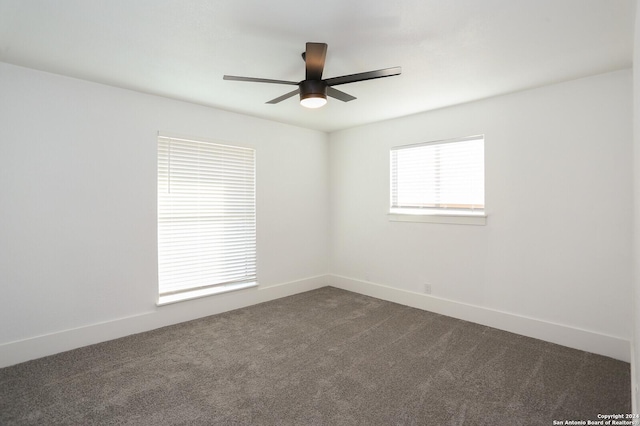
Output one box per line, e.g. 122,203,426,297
390,135,485,224
157,135,257,305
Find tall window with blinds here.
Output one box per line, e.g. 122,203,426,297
157,135,256,304
390,135,484,216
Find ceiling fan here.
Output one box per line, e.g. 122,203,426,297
223,42,401,108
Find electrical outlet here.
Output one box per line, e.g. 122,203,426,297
424,283,432,294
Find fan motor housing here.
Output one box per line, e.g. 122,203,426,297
299,79,327,101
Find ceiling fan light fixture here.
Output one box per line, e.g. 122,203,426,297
299,79,327,108
223,42,401,108
300,94,327,108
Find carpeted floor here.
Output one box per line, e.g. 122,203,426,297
0,287,631,425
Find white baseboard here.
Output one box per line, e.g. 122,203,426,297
328,274,631,362
631,343,638,414
0,275,328,368
1,274,631,369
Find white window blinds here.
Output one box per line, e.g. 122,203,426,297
391,135,484,213
157,135,256,298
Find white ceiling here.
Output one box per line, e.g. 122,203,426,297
0,0,635,132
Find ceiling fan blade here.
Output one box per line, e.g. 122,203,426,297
223,75,298,85
324,66,402,87
305,42,327,80
327,87,356,102
266,88,300,104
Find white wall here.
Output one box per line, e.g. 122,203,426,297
632,0,640,412
329,70,633,360
0,60,634,369
0,62,329,366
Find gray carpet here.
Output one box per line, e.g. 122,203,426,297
0,287,630,425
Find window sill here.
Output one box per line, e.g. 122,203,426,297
157,281,258,306
388,211,487,225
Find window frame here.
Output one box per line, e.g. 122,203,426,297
156,133,257,306
389,135,486,225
